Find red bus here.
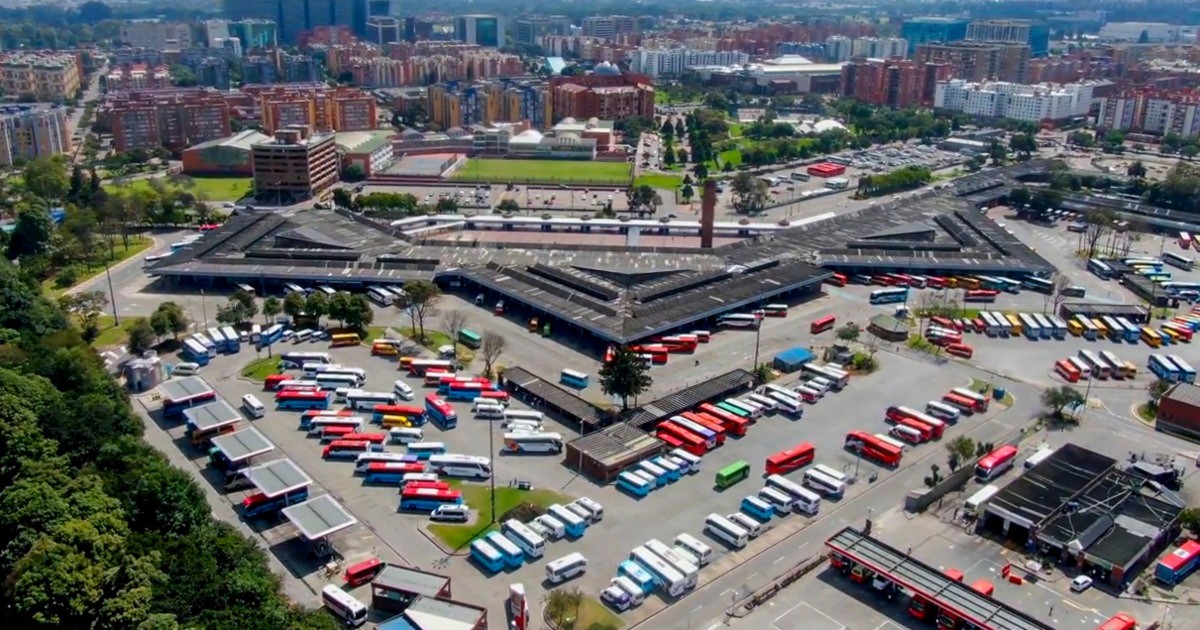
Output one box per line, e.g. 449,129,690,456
277,390,329,402
438,375,490,387
764,442,815,475
408,359,454,376
656,422,707,456
926,276,946,289
480,390,510,403
684,412,729,444
659,336,699,353
975,445,1018,482
1056,359,1081,382
844,431,903,467
367,462,427,475
886,406,945,438
264,374,291,390
320,426,356,442
825,273,847,287
344,557,383,587
322,440,378,459
697,403,750,436
942,392,981,414
963,289,1000,303
374,404,424,418
631,345,669,364
888,274,912,287
401,480,453,492
276,385,322,397
1096,613,1137,630
342,432,387,444
811,315,836,334
945,343,974,359
930,316,955,330
892,416,934,442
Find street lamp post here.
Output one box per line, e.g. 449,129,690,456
752,321,762,380
200,289,208,328
488,416,497,523
103,258,119,325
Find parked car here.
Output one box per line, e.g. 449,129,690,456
1070,575,1093,593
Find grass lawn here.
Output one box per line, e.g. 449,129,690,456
452,159,632,185
89,315,130,348
428,482,571,549
568,596,625,629
633,173,683,190
1136,404,1156,424
399,326,475,365
363,326,389,343
718,148,743,168
240,356,280,381
103,176,252,201
970,378,1014,407
43,235,152,297
729,123,744,138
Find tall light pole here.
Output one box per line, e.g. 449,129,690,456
488,415,497,524
752,319,762,381
103,258,119,325
200,289,208,329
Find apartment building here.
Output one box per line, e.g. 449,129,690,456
840,58,951,108
581,15,637,40
251,126,339,201
118,22,193,49
1099,89,1200,138
935,79,1095,122
104,64,171,91
350,51,524,88
825,37,908,62
0,104,71,167
0,52,83,102
914,41,1030,84
514,16,571,46
966,19,1051,58
549,73,655,122
244,84,377,134
100,88,231,152
629,47,749,77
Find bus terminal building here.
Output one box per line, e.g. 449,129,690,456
145,164,1054,350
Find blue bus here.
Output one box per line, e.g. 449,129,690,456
1149,355,1183,382
470,539,505,573
1168,356,1197,384
869,288,908,304
261,324,285,346
1022,277,1054,294
650,457,683,482
995,277,1021,294
740,496,775,522
1087,259,1113,279
407,442,447,460
363,469,409,485
242,487,309,519
424,395,457,429
560,369,589,389
399,487,463,512
220,326,241,352
618,560,656,595
484,531,524,569
277,392,333,411
181,339,211,365
445,386,488,402
617,471,653,497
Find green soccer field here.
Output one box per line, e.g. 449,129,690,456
451,159,632,185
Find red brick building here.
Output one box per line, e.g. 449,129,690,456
839,58,951,108
549,73,654,122
99,87,231,152
1156,383,1200,442
242,84,377,134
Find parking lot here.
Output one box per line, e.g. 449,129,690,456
358,182,635,214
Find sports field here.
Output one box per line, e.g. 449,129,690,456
451,158,632,185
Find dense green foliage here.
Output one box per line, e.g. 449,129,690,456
0,261,340,628
856,166,933,198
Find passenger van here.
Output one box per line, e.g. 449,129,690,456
293,329,313,343
534,514,566,540
241,394,265,419
173,362,200,376
392,380,414,400
545,552,588,583
727,512,763,537
570,497,604,523
673,533,714,566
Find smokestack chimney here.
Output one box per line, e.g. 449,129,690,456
700,179,716,249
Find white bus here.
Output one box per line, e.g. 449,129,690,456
320,367,368,385
704,514,749,549
630,546,690,597
301,362,344,378
547,504,588,536
428,454,492,479
503,420,544,434
503,410,544,423
964,484,1001,516
803,469,846,499
1079,349,1112,379
873,432,909,452
1068,356,1092,379
765,474,821,515
345,391,397,410
501,519,546,558
812,464,848,484
474,404,505,419
673,533,713,566
924,400,961,422
321,585,367,627
1023,445,1055,470
670,449,701,474
758,486,796,514
367,286,394,306
717,313,760,328
306,416,364,436
726,512,763,538
279,351,332,369
768,392,804,416
644,539,699,587
316,373,360,391
501,432,564,454
746,393,779,412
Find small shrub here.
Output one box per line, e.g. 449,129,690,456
499,502,544,523
54,265,81,289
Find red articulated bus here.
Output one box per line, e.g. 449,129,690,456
844,431,903,466
811,315,836,334
697,403,749,436
764,442,815,475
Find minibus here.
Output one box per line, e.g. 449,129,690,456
241,394,265,419
673,533,714,566
726,512,763,538
534,514,566,540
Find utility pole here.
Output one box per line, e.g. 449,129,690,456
488,415,497,523
200,289,208,328
752,320,762,380
103,258,119,325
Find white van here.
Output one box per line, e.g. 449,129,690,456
388,427,424,444
570,497,604,523
533,514,565,540
241,394,265,419
293,329,313,343
392,380,414,400
173,362,200,376
474,404,506,419
808,377,834,394
545,552,588,583
726,512,763,538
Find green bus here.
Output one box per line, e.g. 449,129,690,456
458,329,482,349
716,402,750,419
715,461,751,489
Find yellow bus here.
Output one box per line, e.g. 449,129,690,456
399,356,414,370
1004,314,1022,335
957,277,981,290
331,333,361,347
1090,318,1108,340
1122,361,1138,378
380,415,415,428
1140,327,1162,347
1160,326,1182,344
371,342,398,356
944,277,959,289
1067,319,1084,336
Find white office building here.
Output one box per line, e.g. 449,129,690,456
629,47,750,77
934,79,1095,122
1097,22,1181,43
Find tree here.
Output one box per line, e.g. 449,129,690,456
625,185,661,216
442,310,468,351
497,198,520,212
399,280,440,342
680,183,695,202
6,206,54,259
1007,186,1031,210
481,331,506,377
598,345,652,410
23,156,69,201
1028,188,1063,218
304,292,329,325
261,296,282,325
835,323,861,343
1008,133,1037,159
660,118,674,138
126,317,156,355
543,587,583,627
215,301,245,326
676,148,689,164
1067,130,1095,148
149,301,188,339
58,291,108,342
945,436,976,472
435,198,458,213
332,188,354,209
730,172,769,215
1148,378,1173,411
1041,385,1085,419
988,141,1008,166
282,292,307,321
343,294,374,330
674,119,685,136
663,148,676,167
1081,208,1117,258
1127,160,1148,179
327,291,353,326
231,290,257,321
